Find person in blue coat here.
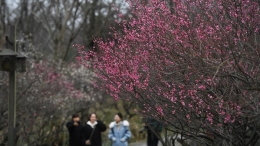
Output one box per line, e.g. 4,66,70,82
108,113,131,146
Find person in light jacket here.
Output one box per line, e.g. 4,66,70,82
108,113,131,146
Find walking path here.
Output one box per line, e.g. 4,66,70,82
129,140,182,146
129,141,161,146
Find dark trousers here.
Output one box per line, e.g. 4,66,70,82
147,130,159,146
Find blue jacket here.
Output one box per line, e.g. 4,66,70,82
108,120,131,146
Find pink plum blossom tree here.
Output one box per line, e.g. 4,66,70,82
78,0,260,145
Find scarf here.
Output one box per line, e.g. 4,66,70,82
115,121,122,131
87,121,97,128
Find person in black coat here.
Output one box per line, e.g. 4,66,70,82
82,113,107,146
66,113,83,146
139,118,163,146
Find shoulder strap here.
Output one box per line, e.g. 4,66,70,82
89,126,96,139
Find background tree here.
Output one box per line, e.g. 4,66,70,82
0,0,137,146
79,0,260,145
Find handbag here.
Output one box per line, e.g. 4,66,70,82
86,126,96,145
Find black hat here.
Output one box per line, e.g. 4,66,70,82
116,112,123,119
72,113,79,119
